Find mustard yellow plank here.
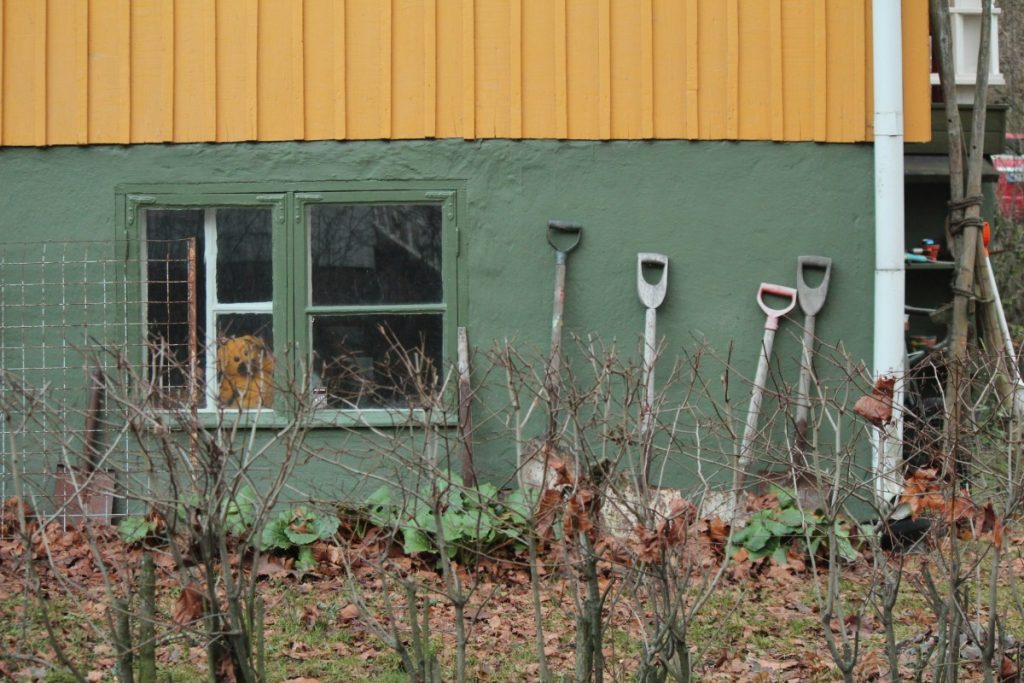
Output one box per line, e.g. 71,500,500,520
335,0,347,138
130,0,173,143
257,0,304,141
521,0,555,138
610,0,641,138
565,0,599,139
392,0,425,139
381,0,393,138
343,0,387,139
736,0,769,140
725,0,738,138
304,0,338,140
173,0,215,142
474,0,510,138
423,0,435,137
47,0,88,145
509,0,522,137
598,0,611,138
813,0,827,141
461,0,475,139
902,0,930,143
864,0,873,139
697,0,726,139
434,0,461,138
768,0,783,139
825,0,866,142
554,0,567,138
89,0,130,144
640,0,653,138
684,0,698,137
781,0,814,141
216,0,258,141
391,0,423,137
651,0,684,138
3,0,46,145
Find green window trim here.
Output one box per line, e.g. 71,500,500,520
116,180,465,428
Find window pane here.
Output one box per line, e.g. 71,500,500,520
311,314,443,409
217,208,273,303
309,204,442,306
216,314,274,409
144,209,205,406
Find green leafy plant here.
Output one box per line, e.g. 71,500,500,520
730,486,860,564
225,485,258,536
261,506,340,571
117,515,158,545
367,476,532,562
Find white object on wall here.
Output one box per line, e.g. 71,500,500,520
930,0,1004,104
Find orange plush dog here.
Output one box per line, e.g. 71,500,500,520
217,335,275,409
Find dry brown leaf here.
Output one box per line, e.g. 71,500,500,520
254,555,290,577
854,375,895,427
338,603,360,622
1001,654,1019,681
172,585,204,626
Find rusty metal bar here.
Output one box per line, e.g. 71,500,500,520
187,237,199,469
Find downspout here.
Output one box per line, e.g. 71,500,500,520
872,0,906,511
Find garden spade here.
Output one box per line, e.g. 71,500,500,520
793,256,833,462
637,252,668,486
520,221,582,494
544,220,583,441
735,283,798,499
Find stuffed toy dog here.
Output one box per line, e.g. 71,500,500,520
217,335,275,409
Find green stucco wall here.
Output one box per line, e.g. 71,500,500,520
0,139,875,497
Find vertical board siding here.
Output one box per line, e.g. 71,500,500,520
130,0,173,142
0,0,930,145
520,0,555,138
216,0,258,141
474,0,509,138
303,0,340,141
4,0,47,145
88,0,131,144
257,0,304,141
48,0,89,144
651,0,685,138
565,0,599,139
902,0,931,141
173,0,216,142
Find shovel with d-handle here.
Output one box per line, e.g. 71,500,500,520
544,220,583,440
793,256,833,462
637,253,668,487
735,283,798,498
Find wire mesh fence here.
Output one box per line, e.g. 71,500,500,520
0,239,196,531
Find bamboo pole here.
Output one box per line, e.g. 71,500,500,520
934,0,994,474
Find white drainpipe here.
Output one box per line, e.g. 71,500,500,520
872,1,906,511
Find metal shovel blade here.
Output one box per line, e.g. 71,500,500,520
796,255,832,316
637,253,669,309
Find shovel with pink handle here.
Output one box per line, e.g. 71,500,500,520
735,283,798,498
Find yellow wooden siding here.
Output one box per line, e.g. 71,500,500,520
0,0,930,146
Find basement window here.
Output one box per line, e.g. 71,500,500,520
129,185,458,420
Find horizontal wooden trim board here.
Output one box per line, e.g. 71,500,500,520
0,0,931,146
